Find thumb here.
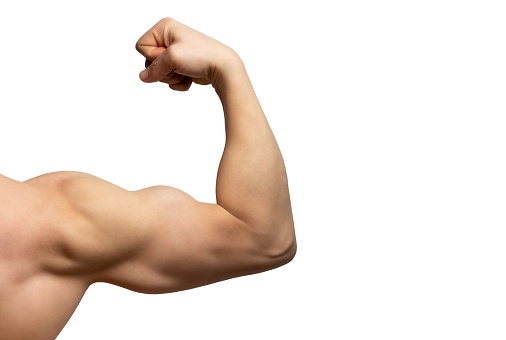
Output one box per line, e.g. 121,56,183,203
139,48,175,83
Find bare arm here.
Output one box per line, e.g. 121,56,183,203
36,18,296,293
214,60,296,254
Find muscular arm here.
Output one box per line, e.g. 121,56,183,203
34,18,296,294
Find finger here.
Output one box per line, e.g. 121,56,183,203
135,18,172,60
159,72,185,85
139,48,175,83
146,59,177,80
192,78,211,86
169,76,193,91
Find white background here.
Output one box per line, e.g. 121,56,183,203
1,1,505,339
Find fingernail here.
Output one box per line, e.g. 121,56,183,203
140,69,149,81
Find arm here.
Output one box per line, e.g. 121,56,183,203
214,61,296,255
39,18,296,293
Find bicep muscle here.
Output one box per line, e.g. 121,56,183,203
97,186,273,293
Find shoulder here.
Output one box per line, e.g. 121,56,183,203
23,171,152,278
0,172,85,282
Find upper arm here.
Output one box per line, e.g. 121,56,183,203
40,172,293,294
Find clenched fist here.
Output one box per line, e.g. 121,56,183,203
135,17,243,92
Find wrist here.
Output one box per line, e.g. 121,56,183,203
211,49,249,97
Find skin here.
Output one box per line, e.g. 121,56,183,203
0,18,296,340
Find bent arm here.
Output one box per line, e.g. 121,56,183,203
33,20,296,294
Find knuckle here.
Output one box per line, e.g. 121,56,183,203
147,61,160,78
160,17,174,25
148,58,158,70
135,41,142,53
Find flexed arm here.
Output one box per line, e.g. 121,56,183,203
35,18,296,294
0,18,296,340
136,17,296,252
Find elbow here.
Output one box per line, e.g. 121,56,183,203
278,237,297,266
269,236,297,269
256,222,297,267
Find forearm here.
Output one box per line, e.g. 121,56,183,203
214,57,295,251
